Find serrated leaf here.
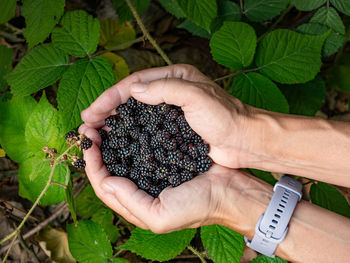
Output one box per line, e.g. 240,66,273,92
113,0,151,23
210,22,256,70
112,258,130,263
67,220,113,263
25,93,64,156
0,96,36,163
8,44,69,96
176,0,217,32
244,0,289,22
22,0,65,48
18,156,68,205
36,226,75,263
250,255,288,263
292,0,326,11
57,57,114,133
100,52,130,82
120,228,196,262
0,0,16,24
178,19,211,39
52,10,100,58
330,0,350,16
99,19,136,50
201,225,244,263
210,0,241,33
232,72,289,113
310,182,350,218
310,7,345,34
92,208,118,243
76,185,105,219
246,169,277,186
296,23,346,57
0,45,13,92
327,53,350,92
280,76,326,116
256,29,328,84
158,0,185,18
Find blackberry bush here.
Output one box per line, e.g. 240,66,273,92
98,97,212,197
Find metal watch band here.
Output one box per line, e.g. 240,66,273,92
244,176,303,257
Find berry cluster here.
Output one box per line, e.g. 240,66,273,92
100,98,212,197
65,131,92,169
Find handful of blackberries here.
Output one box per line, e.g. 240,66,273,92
99,97,212,197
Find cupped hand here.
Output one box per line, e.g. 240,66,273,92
81,64,252,168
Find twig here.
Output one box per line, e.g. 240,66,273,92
240,0,244,13
18,233,40,263
187,245,207,263
94,36,145,57
125,0,173,65
5,23,23,35
0,30,24,42
257,4,293,42
1,234,17,262
0,200,40,222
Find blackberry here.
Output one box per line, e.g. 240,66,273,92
73,158,85,169
168,174,181,187
110,126,127,137
197,143,209,156
157,103,171,115
176,115,188,129
65,131,77,139
116,104,131,118
156,130,170,143
179,155,197,172
154,147,166,163
167,150,183,165
164,121,178,135
163,138,177,151
137,177,151,190
81,137,93,150
140,146,153,162
144,123,158,135
139,166,150,176
114,164,129,177
181,170,193,183
130,142,140,154
159,180,171,190
166,108,179,121
100,140,112,151
138,113,149,126
116,147,131,159
123,116,135,129
118,136,129,148
179,143,188,153
149,113,163,125
102,149,117,164
129,127,140,139
109,135,119,149
105,115,118,128
143,161,157,172
98,129,108,141
188,144,199,159
129,168,141,181
182,127,195,140
139,132,150,147
190,134,202,144
196,155,212,173
155,165,169,180
127,97,138,110
175,133,184,145
150,136,162,149
148,185,161,197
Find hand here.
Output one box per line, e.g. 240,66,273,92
80,64,252,168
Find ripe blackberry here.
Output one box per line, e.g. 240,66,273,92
73,158,86,169
129,168,141,181
150,136,162,149
114,164,129,177
127,97,138,110
138,113,149,126
143,161,157,172
144,123,158,135
102,149,117,164
188,144,199,159
109,135,119,149
168,174,181,187
179,155,197,172
166,108,179,121
176,115,188,129
118,136,129,148
157,103,171,115
159,180,171,190
149,113,164,125
156,130,170,143
81,137,93,150
116,104,131,118
148,185,161,198
137,177,151,190
110,126,127,137
139,132,150,147
175,133,184,145
139,166,150,177
100,140,112,151
116,147,131,159
164,121,178,135
123,116,135,129
197,143,209,156
190,134,202,144
163,138,177,151
196,155,213,173
130,142,140,154
179,143,188,153
105,115,118,128
155,165,169,180
98,129,108,141
182,127,195,140
129,127,140,139
181,170,193,183
65,131,77,139
140,146,153,162
154,147,166,163
167,150,183,165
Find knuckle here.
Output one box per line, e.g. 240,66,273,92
149,219,168,234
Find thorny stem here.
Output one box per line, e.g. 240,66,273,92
187,245,207,263
94,36,145,57
0,144,77,246
125,0,173,65
1,233,17,263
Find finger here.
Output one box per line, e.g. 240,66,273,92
78,125,102,146
130,78,205,110
81,64,208,124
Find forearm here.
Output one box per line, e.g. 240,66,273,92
215,173,350,263
241,109,350,187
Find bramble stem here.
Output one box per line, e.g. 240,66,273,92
125,0,173,65
187,245,207,263
1,233,18,263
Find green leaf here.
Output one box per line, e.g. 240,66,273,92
0,45,13,92
25,93,64,156
22,0,65,48
120,228,196,261
178,19,211,39
310,182,350,218
0,0,16,24
158,0,185,18
18,156,68,205
100,52,130,82
280,76,326,116
296,23,346,57
76,185,105,219
210,0,241,33
113,0,151,23
176,0,217,32
327,53,350,92
0,96,36,163
8,44,69,96
65,178,77,224
250,255,288,263
310,7,345,34
244,0,289,22
330,0,350,16
292,0,326,11
246,169,277,185
52,10,100,58
92,208,119,243
232,72,289,113
210,22,256,70
99,19,136,50
256,29,328,84
67,220,113,263
201,225,244,263
112,258,129,263
57,57,114,133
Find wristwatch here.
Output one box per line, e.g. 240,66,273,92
244,175,303,257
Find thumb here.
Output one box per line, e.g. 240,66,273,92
130,78,203,108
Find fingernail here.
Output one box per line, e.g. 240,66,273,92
101,182,114,194
131,83,148,93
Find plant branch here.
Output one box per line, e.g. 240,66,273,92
240,0,244,12
94,36,145,57
1,233,17,263
187,245,207,263
257,4,293,42
125,0,173,65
